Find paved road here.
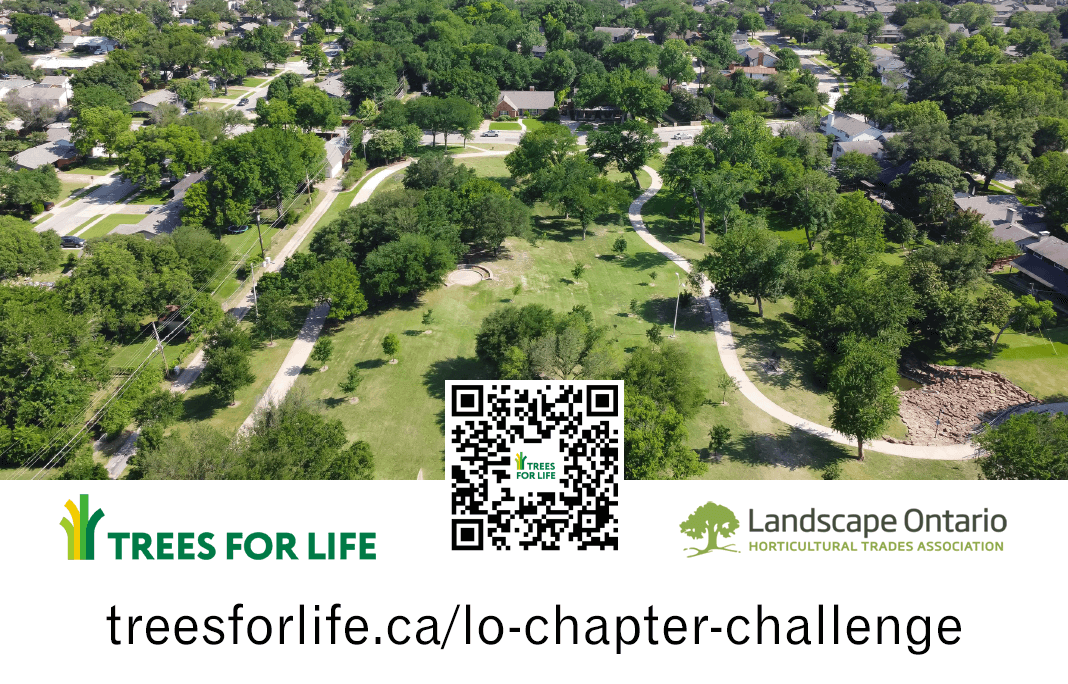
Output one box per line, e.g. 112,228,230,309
34,173,138,235
758,34,845,111
629,164,977,460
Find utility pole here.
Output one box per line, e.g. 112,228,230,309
255,210,265,259
672,271,681,336
151,322,169,377
250,262,259,322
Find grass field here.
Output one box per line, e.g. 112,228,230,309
58,180,89,202
65,158,120,175
128,187,171,205
71,214,103,235
489,122,521,130
281,158,977,480
522,119,544,132
81,214,146,239
211,88,250,100
242,77,269,87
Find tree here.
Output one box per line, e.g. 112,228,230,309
707,425,731,459
624,393,701,479
466,192,531,255
71,106,132,159
171,78,212,109
539,156,631,240
254,289,292,343
0,218,61,279
888,160,967,227
1,165,61,213
662,144,715,244
168,225,230,286
586,119,660,189
301,258,368,320
612,236,627,258
11,14,63,50
833,150,881,188
976,413,1068,480
206,46,248,94
310,337,333,367
984,291,1057,356
646,324,663,345
339,364,363,396
698,219,799,317
679,501,739,555
301,43,328,76
658,39,696,91
120,125,211,190
382,332,399,361
201,314,256,405
840,45,873,81
951,114,1037,191
828,335,900,461
59,450,110,480
504,122,578,181
826,191,886,267
620,342,707,418
328,440,375,480
536,50,578,92
785,169,839,249
238,25,292,67
717,374,740,405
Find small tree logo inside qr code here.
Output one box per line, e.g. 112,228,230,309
447,381,622,551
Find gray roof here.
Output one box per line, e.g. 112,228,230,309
16,86,66,104
825,113,879,138
171,170,207,201
991,222,1039,245
498,90,555,110
316,76,345,98
1023,4,1055,12
325,138,345,167
874,56,905,72
135,90,180,107
39,75,69,87
594,26,635,39
953,193,1046,228
46,123,71,142
1028,235,1068,267
836,139,883,156
0,78,35,91
12,139,77,169
2,34,17,44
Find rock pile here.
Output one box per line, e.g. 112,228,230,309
897,364,1038,445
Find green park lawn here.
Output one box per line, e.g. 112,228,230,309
80,213,146,240
489,121,521,130
284,154,976,480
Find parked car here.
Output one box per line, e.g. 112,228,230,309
61,235,86,248
226,225,250,234
671,133,693,140
482,130,499,137
830,86,839,92
43,201,55,210
238,98,250,106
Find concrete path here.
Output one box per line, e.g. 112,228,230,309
239,303,330,431
630,165,977,460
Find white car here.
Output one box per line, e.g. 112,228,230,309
671,133,693,140
482,130,499,137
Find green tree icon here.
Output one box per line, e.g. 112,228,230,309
680,501,740,557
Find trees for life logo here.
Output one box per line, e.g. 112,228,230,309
681,501,740,558
61,494,105,561
514,451,556,480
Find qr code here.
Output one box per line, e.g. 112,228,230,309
447,381,622,551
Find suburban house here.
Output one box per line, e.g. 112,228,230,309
874,54,909,89
741,48,777,69
731,31,750,53
131,90,183,113
324,137,351,178
494,89,555,118
32,56,106,73
875,23,903,43
991,2,1016,25
726,65,777,81
821,112,883,142
14,85,68,109
58,35,116,54
11,139,78,170
170,170,207,200
1014,236,1068,302
316,75,346,99
953,193,1048,246
832,138,885,161
593,26,637,43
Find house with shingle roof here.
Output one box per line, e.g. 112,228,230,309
1014,236,1068,301
727,65,777,80
316,75,346,99
594,26,637,43
822,112,883,142
953,193,1047,238
131,90,183,113
832,138,885,160
742,48,777,69
494,89,555,118
11,139,78,170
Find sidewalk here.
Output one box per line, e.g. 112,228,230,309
630,165,976,461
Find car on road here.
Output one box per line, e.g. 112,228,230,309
671,133,693,140
61,235,86,249
226,225,250,234
830,86,839,92
482,130,499,137
238,98,250,106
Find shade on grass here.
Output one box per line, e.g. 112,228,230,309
80,214,146,239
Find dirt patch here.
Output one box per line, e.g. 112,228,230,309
897,364,1038,445
348,397,360,405
388,359,398,365
446,269,482,286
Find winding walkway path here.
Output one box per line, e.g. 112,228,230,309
630,166,976,460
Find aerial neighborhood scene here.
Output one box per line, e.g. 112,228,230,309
1,0,1066,481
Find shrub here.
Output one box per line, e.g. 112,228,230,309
341,159,368,191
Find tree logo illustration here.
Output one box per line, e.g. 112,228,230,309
515,452,527,470
680,501,740,557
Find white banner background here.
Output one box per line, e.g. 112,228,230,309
0,481,1062,683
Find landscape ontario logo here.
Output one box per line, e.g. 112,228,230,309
681,501,740,558
60,494,105,561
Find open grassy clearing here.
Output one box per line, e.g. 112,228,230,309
284,160,975,479
80,213,146,239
